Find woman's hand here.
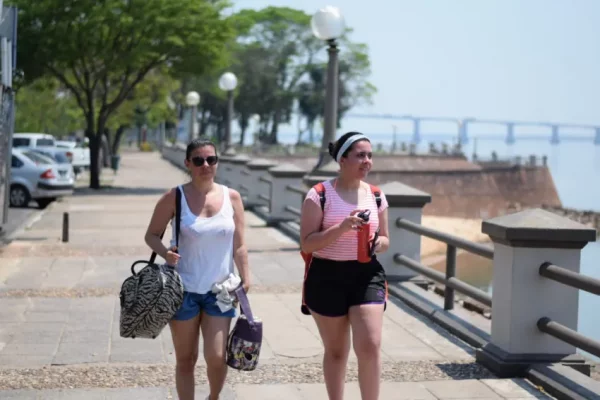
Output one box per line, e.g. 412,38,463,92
165,246,180,267
339,209,368,232
242,279,251,294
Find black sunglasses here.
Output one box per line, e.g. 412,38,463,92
191,156,218,166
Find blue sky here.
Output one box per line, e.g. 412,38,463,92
231,0,599,137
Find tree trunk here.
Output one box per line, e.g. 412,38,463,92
268,111,279,144
88,132,101,189
239,127,246,146
112,125,127,155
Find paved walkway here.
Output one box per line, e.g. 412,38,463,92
0,152,552,399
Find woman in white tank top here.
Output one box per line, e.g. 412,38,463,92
145,139,250,400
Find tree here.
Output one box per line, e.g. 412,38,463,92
230,7,376,145
107,68,180,155
230,7,321,144
10,0,233,188
14,77,83,136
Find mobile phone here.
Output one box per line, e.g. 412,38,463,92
357,210,371,222
370,227,380,256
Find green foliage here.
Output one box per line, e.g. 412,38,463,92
14,77,83,136
9,0,234,188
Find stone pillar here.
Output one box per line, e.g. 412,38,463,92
245,158,277,209
379,181,432,281
226,154,250,192
267,163,307,226
216,154,235,186
476,208,597,377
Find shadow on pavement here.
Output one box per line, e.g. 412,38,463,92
73,186,168,197
435,362,495,379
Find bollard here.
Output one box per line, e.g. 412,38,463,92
62,212,69,243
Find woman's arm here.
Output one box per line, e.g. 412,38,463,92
144,188,177,261
230,189,251,291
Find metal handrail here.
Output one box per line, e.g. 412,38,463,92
394,254,492,307
284,205,301,218
539,262,600,296
284,185,307,221
286,185,306,195
537,317,600,359
396,218,494,259
395,217,494,311
536,262,600,358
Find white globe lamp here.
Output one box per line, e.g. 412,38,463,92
218,72,238,92
311,6,345,41
185,91,200,106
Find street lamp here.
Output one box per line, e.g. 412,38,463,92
219,72,238,155
311,5,345,170
185,91,200,142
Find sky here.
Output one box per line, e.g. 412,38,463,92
229,0,600,137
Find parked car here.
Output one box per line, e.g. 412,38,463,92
9,148,75,209
12,132,56,148
28,147,76,179
55,139,91,174
13,133,91,174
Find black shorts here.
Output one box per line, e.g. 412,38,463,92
304,256,388,317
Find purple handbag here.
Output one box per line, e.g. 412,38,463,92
226,285,263,371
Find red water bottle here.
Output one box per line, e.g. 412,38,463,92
357,210,371,263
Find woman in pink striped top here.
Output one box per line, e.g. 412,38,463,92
300,132,390,400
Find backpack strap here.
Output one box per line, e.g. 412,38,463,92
149,186,181,264
369,184,382,210
314,182,326,212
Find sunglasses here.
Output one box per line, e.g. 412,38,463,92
191,156,218,166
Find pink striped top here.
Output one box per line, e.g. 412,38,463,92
306,180,389,261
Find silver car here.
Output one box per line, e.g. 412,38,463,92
10,148,75,209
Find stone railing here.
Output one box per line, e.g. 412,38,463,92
160,143,600,398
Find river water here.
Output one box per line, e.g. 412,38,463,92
273,129,600,359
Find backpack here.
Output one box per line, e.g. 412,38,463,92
119,187,185,339
300,181,383,315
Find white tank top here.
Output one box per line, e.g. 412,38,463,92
170,184,235,294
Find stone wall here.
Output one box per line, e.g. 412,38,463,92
365,166,562,219
160,143,562,220
542,205,600,236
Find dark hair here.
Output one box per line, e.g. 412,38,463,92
328,131,370,160
186,138,218,160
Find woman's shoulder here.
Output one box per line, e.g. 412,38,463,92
225,185,241,201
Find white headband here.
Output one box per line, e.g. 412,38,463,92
335,134,369,163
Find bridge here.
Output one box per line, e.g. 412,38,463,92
345,113,600,146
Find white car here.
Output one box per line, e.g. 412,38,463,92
10,148,75,209
13,133,91,174
55,139,91,173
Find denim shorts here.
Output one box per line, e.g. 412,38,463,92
172,291,237,321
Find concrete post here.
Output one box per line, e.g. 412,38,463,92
379,181,432,281
216,154,235,186
245,158,277,209
476,208,597,377
226,154,250,192
267,163,306,226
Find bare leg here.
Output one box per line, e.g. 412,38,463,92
311,311,351,400
349,304,384,400
201,314,232,400
170,314,202,400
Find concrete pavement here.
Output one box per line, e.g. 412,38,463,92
0,151,553,399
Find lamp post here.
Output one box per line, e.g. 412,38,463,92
185,91,200,142
311,6,345,170
251,114,261,146
219,72,238,155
